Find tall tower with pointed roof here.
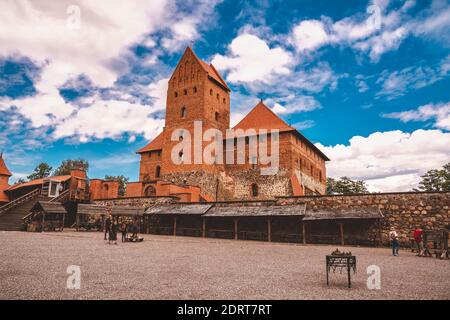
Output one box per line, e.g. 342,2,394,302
137,46,328,200
0,154,12,204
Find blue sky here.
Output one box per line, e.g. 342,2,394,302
0,0,449,191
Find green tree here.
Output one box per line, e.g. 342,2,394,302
104,175,129,196
327,176,369,195
53,159,89,176
27,162,53,181
414,162,450,192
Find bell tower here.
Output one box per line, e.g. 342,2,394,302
161,47,231,175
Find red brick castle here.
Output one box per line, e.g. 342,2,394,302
135,47,329,201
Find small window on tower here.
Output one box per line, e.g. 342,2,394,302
215,112,219,121
175,92,178,98
184,89,188,95
251,183,258,197
216,93,219,100
223,98,226,104
210,89,213,95
181,107,186,118
194,86,197,93
155,166,161,178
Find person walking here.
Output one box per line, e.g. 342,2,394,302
104,215,112,241
413,227,425,256
120,222,128,242
389,227,400,256
109,220,118,245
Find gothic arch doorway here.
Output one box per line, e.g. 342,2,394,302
144,185,156,197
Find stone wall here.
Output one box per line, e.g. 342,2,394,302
93,196,176,208
277,192,450,245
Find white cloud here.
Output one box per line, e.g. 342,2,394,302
317,129,450,192
269,95,320,115
292,120,315,130
52,98,165,142
376,63,446,99
212,34,292,83
0,0,170,87
382,102,450,131
291,20,329,51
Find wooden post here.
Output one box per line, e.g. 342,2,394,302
267,218,272,242
302,221,307,244
202,218,206,238
233,218,239,240
173,216,177,236
339,223,345,246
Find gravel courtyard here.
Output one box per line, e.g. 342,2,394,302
0,230,448,300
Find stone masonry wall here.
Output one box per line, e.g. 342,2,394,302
277,192,450,245
93,196,176,208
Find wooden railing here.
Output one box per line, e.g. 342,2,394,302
0,188,40,216
49,189,70,203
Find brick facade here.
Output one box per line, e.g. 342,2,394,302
136,47,328,201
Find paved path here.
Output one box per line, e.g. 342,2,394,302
0,231,448,300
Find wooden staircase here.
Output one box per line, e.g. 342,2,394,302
0,189,51,231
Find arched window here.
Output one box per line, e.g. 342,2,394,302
215,112,219,121
181,106,186,118
155,166,161,178
251,183,258,197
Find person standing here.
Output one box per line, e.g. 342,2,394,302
104,215,112,241
413,227,424,256
109,220,118,245
120,222,128,242
389,227,400,256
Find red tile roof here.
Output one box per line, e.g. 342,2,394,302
233,101,295,133
6,175,71,192
0,155,12,177
232,101,330,161
136,131,164,153
188,47,230,91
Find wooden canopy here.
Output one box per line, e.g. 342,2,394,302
303,206,383,221
145,204,213,215
31,201,67,215
203,204,306,217
77,204,109,216
111,206,145,217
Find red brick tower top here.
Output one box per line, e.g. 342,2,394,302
0,153,12,203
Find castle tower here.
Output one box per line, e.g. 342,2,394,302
137,47,231,199
0,153,12,204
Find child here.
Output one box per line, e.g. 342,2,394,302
389,227,400,256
